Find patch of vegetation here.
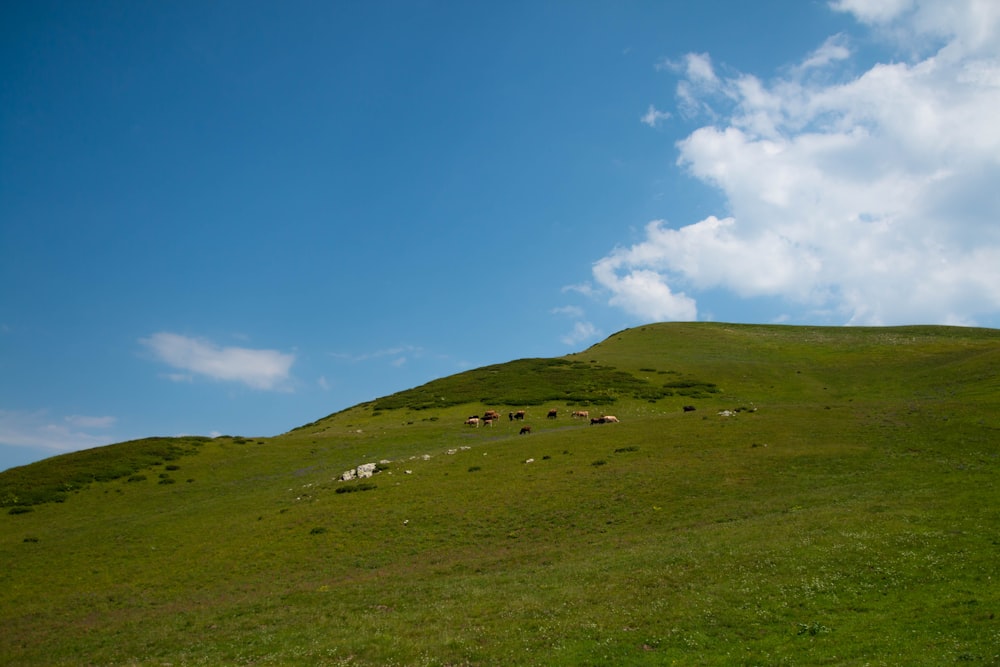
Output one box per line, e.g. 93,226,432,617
372,358,706,410
309,527,327,535
335,482,377,494
661,379,722,398
8,506,32,515
614,446,639,453
0,436,207,507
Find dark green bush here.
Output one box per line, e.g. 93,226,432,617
8,506,33,515
372,358,669,410
336,482,376,494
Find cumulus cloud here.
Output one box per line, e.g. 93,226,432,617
595,0,1000,326
141,333,295,390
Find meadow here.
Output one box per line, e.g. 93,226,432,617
1,322,998,666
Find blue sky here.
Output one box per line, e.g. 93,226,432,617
3,0,999,471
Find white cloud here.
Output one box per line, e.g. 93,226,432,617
331,345,424,364
552,305,585,318
560,321,601,346
797,34,852,71
0,409,115,453
641,104,671,128
829,0,914,24
141,332,295,390
562,282,597,298
597,0,1000,326
65,415,117,429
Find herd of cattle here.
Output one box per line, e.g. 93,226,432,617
463,408,620,431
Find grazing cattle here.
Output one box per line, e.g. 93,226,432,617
519,426,532,435
465,417,480,427
683,405,697,412
547,409,558,419
571,410,590,419
483,410,500,421
511,410,526,421
482,417,495,427
591,415,619,424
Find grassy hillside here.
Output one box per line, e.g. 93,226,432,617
1,323,998,666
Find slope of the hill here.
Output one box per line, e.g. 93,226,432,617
1,323,998,666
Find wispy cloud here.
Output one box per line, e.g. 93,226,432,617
560,321,601,346
552,305,585,318
331,345,423,364
595,0,1000,326
0,409,115,453
65,415,117,429
640,104,671,128
140,332,295,390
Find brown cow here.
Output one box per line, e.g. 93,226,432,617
547,409,557,419
572,410,590,419
519,426,532,435
483,410,500,421
590,415,620,424
465,417,480,427
510,410,526,421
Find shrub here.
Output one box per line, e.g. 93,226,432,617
336,482,376,494
468,466,482,472
591,460,607,467
309,527,327,535
127,475,146,482
158,478,176,485
8,506,33,515
614,446,639,453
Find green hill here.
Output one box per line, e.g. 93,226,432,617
1,322,998,666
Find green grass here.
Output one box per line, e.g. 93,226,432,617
1,322,998,665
